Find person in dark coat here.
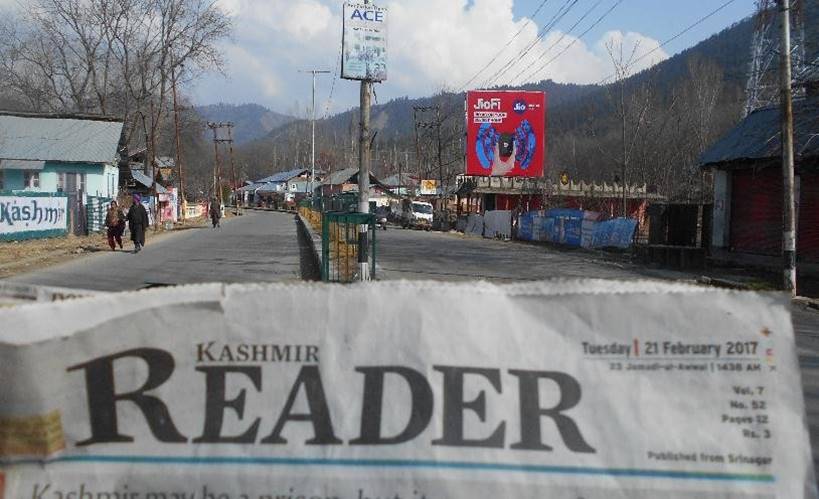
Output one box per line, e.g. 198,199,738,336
126,194,149,253
210,198,222,228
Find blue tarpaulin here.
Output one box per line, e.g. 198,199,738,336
516,210,637,249
591,218,638,249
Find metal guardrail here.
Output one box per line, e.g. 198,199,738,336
321,211,376,282
299,197,377,282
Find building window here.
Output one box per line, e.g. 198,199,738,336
57,172,66,192
24,171,40,189
0,170,4,191
77,172,86,193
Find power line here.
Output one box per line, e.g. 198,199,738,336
503,0,607,87
323,44,342,120
595,0,739,85
480,0,580,89
457,0,553,91
516,0,623,85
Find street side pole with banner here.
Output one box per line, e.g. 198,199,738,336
0,281,815,498
342,1,387,281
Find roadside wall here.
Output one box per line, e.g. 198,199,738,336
0,192,69,241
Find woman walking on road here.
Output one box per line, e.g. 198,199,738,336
126,194,149,253
104,200,126,250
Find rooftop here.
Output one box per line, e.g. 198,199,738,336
0,112,124,164
700,98,819,167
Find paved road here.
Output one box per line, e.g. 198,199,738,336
377,226,819,474
376,227,692,282
3,211,311,291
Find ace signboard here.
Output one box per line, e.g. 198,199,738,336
466,90,546,177
342,2,387,81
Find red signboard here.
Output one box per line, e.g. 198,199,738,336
465,90,547,177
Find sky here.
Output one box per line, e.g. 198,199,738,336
5,0,757,117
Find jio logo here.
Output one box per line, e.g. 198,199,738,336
513,99,527,114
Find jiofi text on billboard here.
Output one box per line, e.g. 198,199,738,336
465,90,547,178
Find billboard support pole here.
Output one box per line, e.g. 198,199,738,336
358,78,371,281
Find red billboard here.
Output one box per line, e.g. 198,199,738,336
465,90,546,177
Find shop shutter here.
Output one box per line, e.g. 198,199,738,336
730,168,782,256
798,172,819,262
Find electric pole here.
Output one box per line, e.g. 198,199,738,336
208,123,222,207
778,0,797,295
171,64,186,222
227,124,238,214
299,69,330,198
207,122,234,210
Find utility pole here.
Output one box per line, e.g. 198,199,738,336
300,69,330,198
358,79,372,280
620,76,628,218
227,124,239,214
778,0,797,295
171,64,186,222
208,122,234,210
208,123,222,207
436,106,444,218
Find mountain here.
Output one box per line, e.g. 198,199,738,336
234,80,601,180
195,103,295,145
233,4,819,199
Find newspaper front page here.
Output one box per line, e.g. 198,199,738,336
0,281,815,498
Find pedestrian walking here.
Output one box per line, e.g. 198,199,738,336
210,198,222,228
126,194,149,253
104,200,126,251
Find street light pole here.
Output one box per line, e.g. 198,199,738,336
299,69,330,198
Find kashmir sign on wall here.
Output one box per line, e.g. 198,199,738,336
0,193,68,240
466,90,546,177
342,2,388,81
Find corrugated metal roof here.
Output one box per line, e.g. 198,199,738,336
700,99,819,166
255,168,308,184
254,182,282,193
323,167,359,185
131,169,168,193
381,173,419,187
0,114,124,164
0,159,45,170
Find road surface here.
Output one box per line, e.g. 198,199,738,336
5,214,818,473
376,226,819,474
3,211,313,291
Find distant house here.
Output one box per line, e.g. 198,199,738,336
321,168,388,196
0,112,124,198
700,97,819,266
236,168,311,206
382,172,419,196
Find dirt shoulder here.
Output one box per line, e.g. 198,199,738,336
0,218,209,279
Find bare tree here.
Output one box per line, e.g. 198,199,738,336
0,0,231,173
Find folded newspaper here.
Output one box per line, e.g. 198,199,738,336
0,280,815,498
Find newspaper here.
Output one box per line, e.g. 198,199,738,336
0,280,815,498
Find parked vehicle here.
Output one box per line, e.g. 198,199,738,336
400,200,434,230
